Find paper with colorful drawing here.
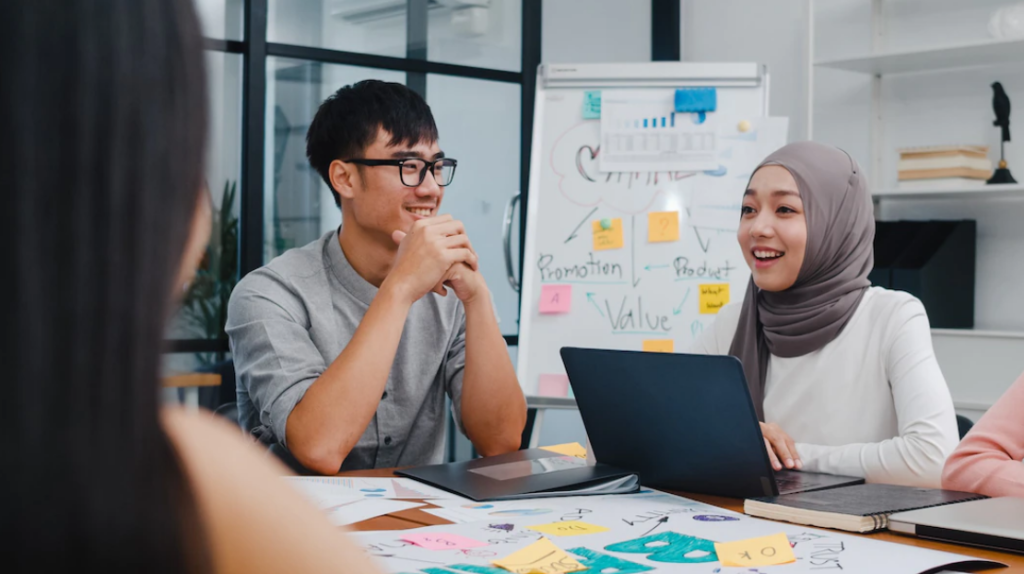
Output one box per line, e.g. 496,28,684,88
688,117,789,232
285,479,434,525
285,476,458,500
599,91,720,173
320,498,425,527
422,499,579,525
493,537,587,573
352,490,998,573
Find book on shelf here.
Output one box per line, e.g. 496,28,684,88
893,177,989,190
898,145,989,159
897,145,993,187
899,167,994,181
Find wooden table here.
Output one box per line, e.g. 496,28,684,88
162,373,221,409
338,469,1020,572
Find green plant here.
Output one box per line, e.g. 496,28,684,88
180,180,239,366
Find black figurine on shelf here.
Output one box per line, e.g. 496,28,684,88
988,81,1016,184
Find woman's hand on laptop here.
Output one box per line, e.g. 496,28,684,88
761,422,803,471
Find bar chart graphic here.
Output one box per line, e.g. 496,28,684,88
599,93,718,173
612,111,701,130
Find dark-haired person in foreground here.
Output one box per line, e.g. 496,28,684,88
4,1,382,572
227,80,526,475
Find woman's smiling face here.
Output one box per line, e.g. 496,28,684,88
738,165,808,292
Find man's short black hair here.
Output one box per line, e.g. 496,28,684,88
306,79,439,207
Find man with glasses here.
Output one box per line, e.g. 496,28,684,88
227,80,526,474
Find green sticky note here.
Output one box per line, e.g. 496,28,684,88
582,90,601,119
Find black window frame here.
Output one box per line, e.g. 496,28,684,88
168,0,680,355
169,0,539,353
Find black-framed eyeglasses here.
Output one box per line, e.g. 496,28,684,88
344,157,458,187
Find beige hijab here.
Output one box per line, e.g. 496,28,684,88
728,141,875,421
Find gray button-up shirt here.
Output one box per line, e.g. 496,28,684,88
226,229,466,470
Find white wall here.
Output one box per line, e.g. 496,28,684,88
429,0,522,71
681,0,810,143
526,0,656,450
542,0,651,64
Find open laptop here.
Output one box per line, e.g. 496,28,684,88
889,497,1024,554
560,347,864,499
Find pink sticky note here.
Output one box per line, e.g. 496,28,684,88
401,533,488,551
539,284,572,314
538,374,570,397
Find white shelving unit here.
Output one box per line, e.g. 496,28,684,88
932,328,1024,340
931,328,1024,420
807,1,1024,415
816,36,1024,76
873,183,1024,200
806,0,1022,194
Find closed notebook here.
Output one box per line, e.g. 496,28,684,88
396,448,639,501
743,483,987,533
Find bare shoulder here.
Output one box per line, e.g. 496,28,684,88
161,407,279,475
163,405,249,449
162,408,382,574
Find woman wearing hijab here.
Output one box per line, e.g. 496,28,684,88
691,141,958,488
3,1,382,572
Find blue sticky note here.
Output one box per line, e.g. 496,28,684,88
582,90,601,119
674,88,717,113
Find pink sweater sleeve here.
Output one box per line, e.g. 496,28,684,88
942,372,1024,497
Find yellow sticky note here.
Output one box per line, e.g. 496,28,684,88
648,211,680,242
643,339,674,353
527,520,610,537
592,218,624,251
714,533,796,567
493,537,587,574
699,283,730,314
540,442,587,459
